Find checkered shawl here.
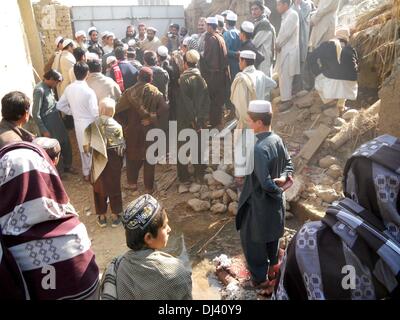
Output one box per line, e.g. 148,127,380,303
0,142,99,300
100,249,192,300
274,135,400,300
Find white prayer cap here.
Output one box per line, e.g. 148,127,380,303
107,32,115,38
62,38,74,49
240,50,256,60
226,12,238,22
241,21,255,33
182,36,190,46
54,36,63,47
147,27,158,33
106,56,117,65
88,26,97,34
248,100,272,113
101,31,110,38
86,52,100,61
157,46,169,57
221,10,234,16
75,30,86,38
123,43,129,51
128,39,136,47
216,15,225,23
185,49,200,64
206,17,218,25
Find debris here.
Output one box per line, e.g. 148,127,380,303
187,199,211,212
342,109,360,121
211,189,225,199
189,183,201,193
285,212,294,220
294,91,314,108
178,184,189,194
335,117,347,127
323,107,338,118
328,101,380,150
222,193,230,205
319,155,340,169
316,188,340,203
285,175,305,202
294,124,331,173
200,191,211,200
226,189,238,202
213,170,234,187
211,203,227,214
327,164,342,179
196,219,233,254
228,202,238,216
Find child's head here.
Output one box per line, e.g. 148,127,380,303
122,195,171,251
246,100,273,133
33,137,61,166
99,97,116,117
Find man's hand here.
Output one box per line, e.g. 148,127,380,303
273,177,286,187
141,118,151,126
42,131,51,138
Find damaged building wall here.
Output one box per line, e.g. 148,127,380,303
33,0,74,68
378,57,400,138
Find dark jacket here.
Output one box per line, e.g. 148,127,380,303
177,68,210,130
308,40,359,81
236,132,294,243
110,61,139,91
240,40,265,69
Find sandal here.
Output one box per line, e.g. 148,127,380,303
97,216,107,228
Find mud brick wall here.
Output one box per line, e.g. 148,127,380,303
33,0,73,65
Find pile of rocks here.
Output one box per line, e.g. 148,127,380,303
184,168,239,216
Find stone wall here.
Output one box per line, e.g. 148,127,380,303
33,0,74,67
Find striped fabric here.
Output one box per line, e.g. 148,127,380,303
0,142,99,300
274,135,400,300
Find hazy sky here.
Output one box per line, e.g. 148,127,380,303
32,0,192,8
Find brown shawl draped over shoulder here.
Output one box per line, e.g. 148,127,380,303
115,81,168,160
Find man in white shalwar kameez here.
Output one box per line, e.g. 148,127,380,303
231,51,276,181
57,62,99,179
309,0,339,50
251,1,276,77
275,0,300,112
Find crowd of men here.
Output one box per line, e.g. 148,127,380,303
2,0,391,301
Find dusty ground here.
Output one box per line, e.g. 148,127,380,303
62,127,303,300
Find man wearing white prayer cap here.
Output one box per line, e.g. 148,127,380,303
239,22,265,70
250,0,276,78
52,38,76,97
224,11,241,80
139,26,162,53
157,46,169,58
87,26,104,58
75,30,87,51
215,15,226,34
231,50,276,180
236,98,294,292
203,15,229,129
103,32,115,55
44,36,64,73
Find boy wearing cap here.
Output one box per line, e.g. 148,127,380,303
33,137,62,166
32,69,74,174
223,12,241,80
237,100,293,290
239,21,265,70
100,194,192,300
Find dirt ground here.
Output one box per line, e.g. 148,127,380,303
62,128,303,300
